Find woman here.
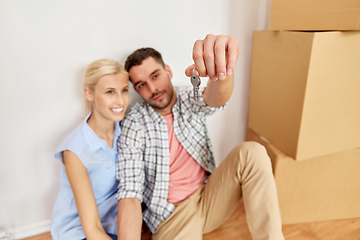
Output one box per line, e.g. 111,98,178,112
51,59,129,240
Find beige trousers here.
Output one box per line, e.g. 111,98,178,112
152,142,285,240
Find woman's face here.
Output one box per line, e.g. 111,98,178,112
88,72,130,123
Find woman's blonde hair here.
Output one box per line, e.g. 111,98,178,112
84,58,127,115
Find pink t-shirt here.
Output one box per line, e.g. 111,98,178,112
164,113,207,204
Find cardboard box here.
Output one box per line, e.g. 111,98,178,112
248,31,360,161
246,128,360,224
270,0,360,31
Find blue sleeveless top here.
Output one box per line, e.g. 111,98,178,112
51,113,120,240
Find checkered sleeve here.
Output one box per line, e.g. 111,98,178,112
116,115,145,202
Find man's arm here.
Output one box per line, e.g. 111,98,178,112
202,73,234,108
117,198,142,240
185,34,239,107
116,116,145,240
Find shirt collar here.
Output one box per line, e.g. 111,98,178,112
146,104,163,124
144,88,181,124
82,112,121,152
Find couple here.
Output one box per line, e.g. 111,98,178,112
51,35,285,240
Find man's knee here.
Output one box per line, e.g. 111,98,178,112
232,141,272,168
234,141,267,156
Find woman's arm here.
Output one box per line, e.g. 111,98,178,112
63,150,113,240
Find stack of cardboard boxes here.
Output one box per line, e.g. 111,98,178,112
247,0,360,224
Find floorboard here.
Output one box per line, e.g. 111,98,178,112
21,200,360,240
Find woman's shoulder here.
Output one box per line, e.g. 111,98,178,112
54,120,88,162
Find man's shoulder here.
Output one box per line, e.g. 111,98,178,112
175,86,192,98
126,101,148,116
174,86,193,106
175,85,226,116
122,101,152,125
175,86,207,108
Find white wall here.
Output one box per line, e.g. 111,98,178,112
0,0,271,238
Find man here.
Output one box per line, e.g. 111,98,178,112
116,34,285,240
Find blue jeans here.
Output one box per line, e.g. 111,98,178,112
83,233,117,240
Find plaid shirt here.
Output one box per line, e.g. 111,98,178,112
116,86,225,233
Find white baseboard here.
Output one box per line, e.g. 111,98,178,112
8,220,51,240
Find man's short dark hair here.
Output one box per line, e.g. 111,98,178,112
125,48,165,76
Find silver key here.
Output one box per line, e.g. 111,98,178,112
190,69,201,101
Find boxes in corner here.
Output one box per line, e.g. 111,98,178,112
246,128,360,224
247,1,360,224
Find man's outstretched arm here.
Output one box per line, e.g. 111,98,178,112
185,34,239,107
117,198,142,240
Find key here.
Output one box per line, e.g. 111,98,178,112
190,69,201,101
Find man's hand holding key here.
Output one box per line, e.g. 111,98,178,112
190,69,201,101
185,34,239,82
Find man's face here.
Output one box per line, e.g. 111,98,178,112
129,57,176,115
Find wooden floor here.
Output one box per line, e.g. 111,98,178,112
22,200,360,240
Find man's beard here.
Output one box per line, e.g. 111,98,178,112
149,88,174,111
